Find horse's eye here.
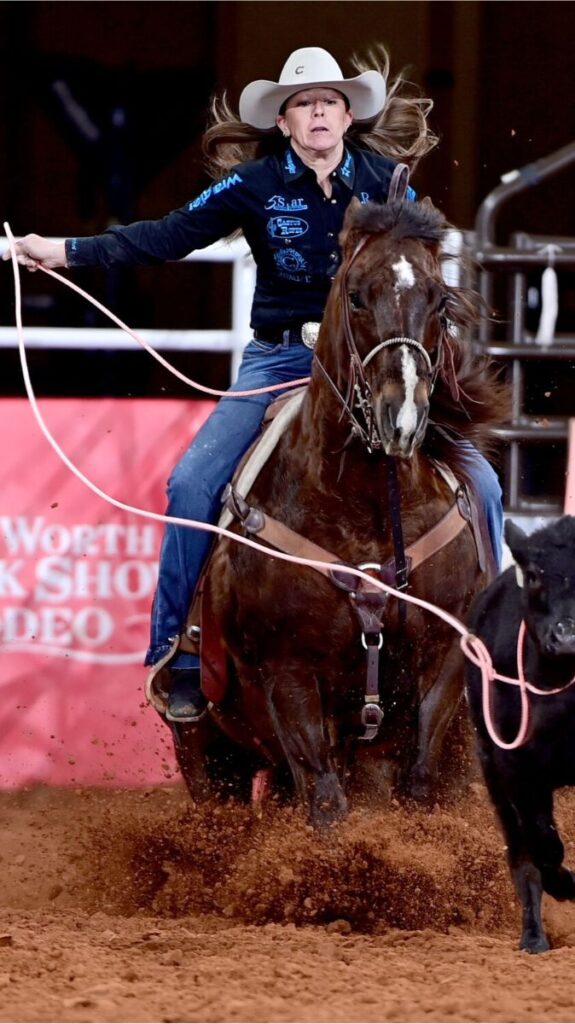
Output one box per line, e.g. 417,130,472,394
437,294,449,316
349,291,363,311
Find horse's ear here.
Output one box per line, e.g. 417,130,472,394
343,196,362,225
419,196,435,210
340,196,362,249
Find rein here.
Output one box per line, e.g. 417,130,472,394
308,230,448,715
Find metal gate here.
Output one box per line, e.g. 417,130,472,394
471,142,575,521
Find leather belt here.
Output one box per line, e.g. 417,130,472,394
254,322,320,349
253,326,306,345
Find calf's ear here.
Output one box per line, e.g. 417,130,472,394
504,519,528,565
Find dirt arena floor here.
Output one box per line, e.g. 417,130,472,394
3,778,575,1024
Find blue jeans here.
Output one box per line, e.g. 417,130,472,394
146,336,314,668
145,336,503,668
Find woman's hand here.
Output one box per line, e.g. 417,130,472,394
2,234,68,271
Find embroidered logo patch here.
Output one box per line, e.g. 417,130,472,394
274,249,309,273
188,173,243,210
266,217,309,239
265,195,308,212
341,152,353,178
284,150,297,175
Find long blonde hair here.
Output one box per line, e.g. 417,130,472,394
202,45,438,180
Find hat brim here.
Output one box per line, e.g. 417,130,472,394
239,69,386,130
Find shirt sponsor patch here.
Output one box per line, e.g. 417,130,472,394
266,216,309,239
274,249,309,273
265,195,308,212
188,173,243,210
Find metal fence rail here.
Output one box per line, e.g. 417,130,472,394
473,141,575,517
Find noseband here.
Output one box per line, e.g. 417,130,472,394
362,336,433,375
314,234,443,453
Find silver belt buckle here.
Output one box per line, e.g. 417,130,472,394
301,321,320,349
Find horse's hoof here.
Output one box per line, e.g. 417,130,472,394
404,770,435,808
311,772,348,829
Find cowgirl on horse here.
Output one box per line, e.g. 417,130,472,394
5,45,503,725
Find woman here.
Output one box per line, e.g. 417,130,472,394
5,46,503,722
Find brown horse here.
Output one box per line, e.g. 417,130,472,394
170,198,508,827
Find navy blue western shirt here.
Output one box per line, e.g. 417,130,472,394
65,145,415,331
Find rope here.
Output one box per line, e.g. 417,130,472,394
35,264,311,398
4,220,565,752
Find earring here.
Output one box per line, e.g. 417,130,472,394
283,130,290,138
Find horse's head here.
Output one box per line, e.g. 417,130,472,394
319,198,455,458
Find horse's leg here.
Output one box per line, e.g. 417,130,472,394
404,639,465,804
264,665,347,828
168,716,217,804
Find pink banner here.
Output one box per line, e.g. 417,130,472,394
0,398,213,788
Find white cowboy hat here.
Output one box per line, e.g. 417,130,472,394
239,46,387,130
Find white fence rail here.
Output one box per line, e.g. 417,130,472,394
0,236,256,380
1,230,466,383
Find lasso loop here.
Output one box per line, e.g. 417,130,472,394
6,220,569,752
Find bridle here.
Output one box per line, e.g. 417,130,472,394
313,234,444,453
362,336,433,373
220,231,475,743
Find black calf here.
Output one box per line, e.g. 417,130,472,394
465,516,575,953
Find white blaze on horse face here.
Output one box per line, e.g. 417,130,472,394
395,345,419,443
392,254,415,296
515,563,524,589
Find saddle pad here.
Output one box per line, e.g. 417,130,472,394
431,459,459,494
219,389,305,530
176,388,306,703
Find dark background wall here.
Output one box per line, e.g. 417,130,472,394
1,0,574,398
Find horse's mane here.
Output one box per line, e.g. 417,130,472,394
423,334,509,483
346,197,446,243
344,199,511,480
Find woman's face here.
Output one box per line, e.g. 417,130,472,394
276,88,353,159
